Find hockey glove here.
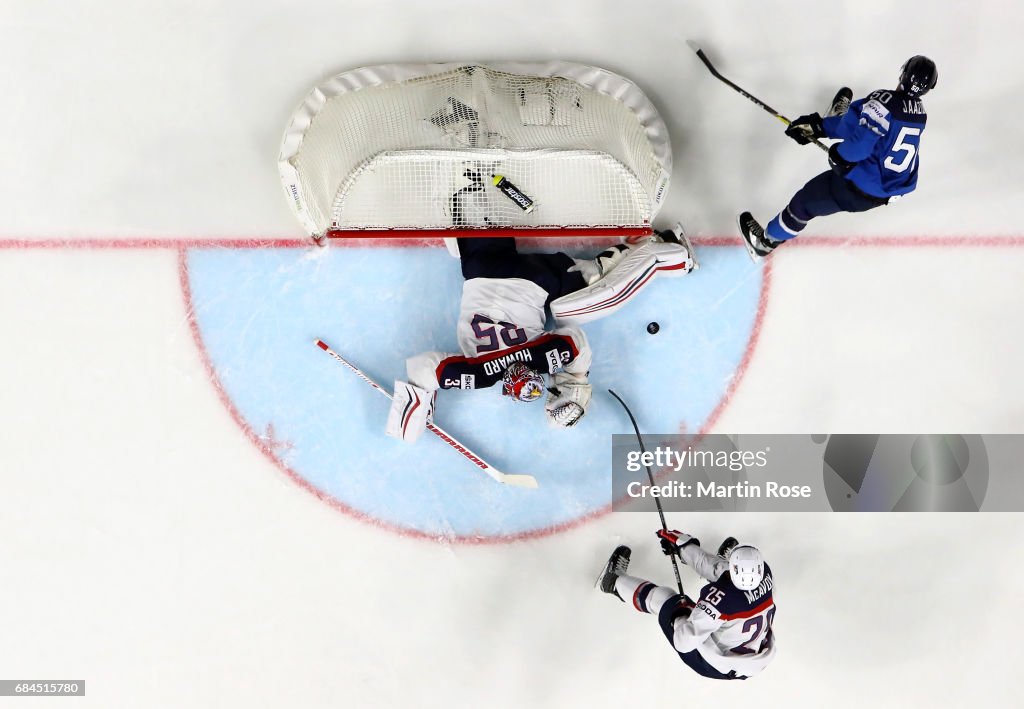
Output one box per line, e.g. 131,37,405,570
828,142,856,176
785,112,824,145
545,372,592,428
385,381,436,443
668,595,696,622
657,529,699,557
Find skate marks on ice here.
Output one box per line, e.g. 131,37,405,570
183,245,764,540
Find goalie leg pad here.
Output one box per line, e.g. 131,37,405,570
385,381,436,443
550,236,694,325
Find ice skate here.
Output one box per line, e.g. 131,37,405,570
825,86,853,117
718,536,739,559
738,212,780,262
596,545,632,597
654,222,699,275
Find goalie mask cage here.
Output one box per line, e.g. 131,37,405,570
278,62,672,245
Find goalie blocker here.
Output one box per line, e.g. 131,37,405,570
551,225,697,325
385,382,436,443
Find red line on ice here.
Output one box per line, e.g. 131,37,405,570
4,234,1024,250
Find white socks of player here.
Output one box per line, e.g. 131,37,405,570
614,575,678,614
597,546,680,614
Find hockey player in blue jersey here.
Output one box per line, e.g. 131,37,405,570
739,55,937,259
597,532,776,680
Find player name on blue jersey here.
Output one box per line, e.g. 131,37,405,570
902,99,925,114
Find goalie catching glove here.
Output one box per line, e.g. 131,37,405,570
385,381,436,443
545,371,592,427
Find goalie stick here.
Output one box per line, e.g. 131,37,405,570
608,389,684,595
686,40,829,154
314,339,539,489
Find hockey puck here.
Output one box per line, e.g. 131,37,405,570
647,322,660,335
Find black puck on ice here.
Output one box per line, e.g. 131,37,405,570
647,321,660,335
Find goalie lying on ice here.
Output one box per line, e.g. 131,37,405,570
385,226,696,442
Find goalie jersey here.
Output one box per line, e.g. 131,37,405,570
667,546,777,678
406,277,592,392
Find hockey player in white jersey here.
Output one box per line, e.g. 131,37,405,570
386,174,697,442
597,533,776,680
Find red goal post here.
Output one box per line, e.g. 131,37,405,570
278,62,672,250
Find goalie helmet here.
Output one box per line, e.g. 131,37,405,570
501,362,544,403
726,544,765,591
898,55,937,98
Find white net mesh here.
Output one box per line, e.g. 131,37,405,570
279,63,671,237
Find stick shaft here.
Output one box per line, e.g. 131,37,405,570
690,43,829,153
608,389,684,595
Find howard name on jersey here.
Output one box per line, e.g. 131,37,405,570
822,89,927,199
406,276,592,392
671,563,777,677
408,329,589,392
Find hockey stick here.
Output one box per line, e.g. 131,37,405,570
608,389,684,595
686,40,829,154
314,339,539,489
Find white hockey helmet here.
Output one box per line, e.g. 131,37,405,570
727,545,765,591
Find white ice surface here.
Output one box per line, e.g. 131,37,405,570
2,1,1023,707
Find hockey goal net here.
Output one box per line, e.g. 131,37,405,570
278,62,672,244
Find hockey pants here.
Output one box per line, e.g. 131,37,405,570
766,169,890,242
617,575,744,681
457,237,586,304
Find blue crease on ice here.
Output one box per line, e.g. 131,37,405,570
186,245,762,537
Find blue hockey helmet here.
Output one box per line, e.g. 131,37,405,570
899,55,937,97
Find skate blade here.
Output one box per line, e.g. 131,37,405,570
674,223,700,273
825,87,853,117
659,222,699,275
737,214,765,263
594,547,631,592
